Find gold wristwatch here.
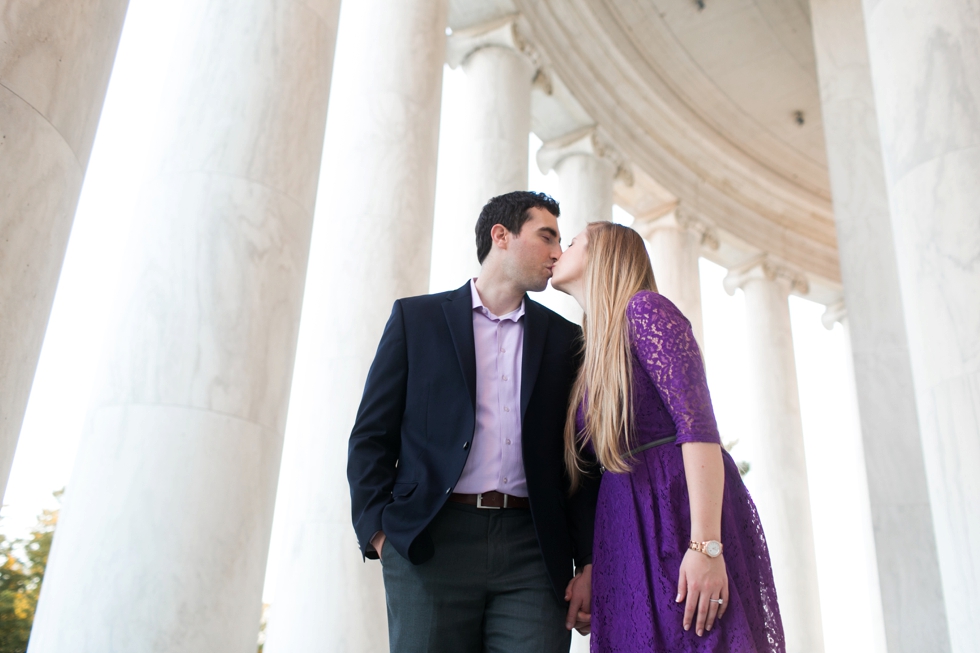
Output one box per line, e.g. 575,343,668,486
689,540,723,558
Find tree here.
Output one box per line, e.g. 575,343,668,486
0,491,61,653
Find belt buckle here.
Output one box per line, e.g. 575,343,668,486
476,493,502,510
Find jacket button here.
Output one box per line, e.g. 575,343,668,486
463,442,469,450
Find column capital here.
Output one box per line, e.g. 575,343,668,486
821,299,847,330
723,255,810,296
446,14,542,73
536,126,633,185
634,206,719,250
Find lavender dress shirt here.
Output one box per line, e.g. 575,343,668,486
454,279,528,497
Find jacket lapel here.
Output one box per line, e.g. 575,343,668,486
443,282,477,411
520,297,548,421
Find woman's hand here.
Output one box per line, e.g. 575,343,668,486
677,442,727,635
676,548,728,636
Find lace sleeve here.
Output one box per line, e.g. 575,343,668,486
627,290,720,445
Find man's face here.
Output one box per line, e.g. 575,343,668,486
503,207,562,292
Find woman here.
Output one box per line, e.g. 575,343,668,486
551,222,785,652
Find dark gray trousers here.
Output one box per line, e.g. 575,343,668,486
381,502,571,653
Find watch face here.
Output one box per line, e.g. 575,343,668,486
705,541,722,557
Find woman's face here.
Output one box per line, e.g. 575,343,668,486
551,229,588,293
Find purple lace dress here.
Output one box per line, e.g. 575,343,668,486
581,291,785,652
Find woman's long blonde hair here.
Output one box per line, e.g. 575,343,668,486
565,222,658,492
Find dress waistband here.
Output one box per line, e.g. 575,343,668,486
600,435,678,474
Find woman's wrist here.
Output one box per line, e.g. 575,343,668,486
689,531,721,543
688,539,724,558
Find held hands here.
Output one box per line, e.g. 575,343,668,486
676,548,728,636
564,564,592,635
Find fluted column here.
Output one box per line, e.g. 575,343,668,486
430,16,536,288
635,209,714,348
28,1,341,650
263,1,447,651
808,0,950,649
860,3,980,650
0,0,129,502
536,127,622,322
724,258,824,653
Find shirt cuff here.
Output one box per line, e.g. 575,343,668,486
364,530,384,560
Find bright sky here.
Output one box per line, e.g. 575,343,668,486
3,2,879,650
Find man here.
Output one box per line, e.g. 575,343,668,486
347,191,599,653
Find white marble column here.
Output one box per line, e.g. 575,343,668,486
816,306,887,653
430,17,536,288
262,1,447,651
808,0,950,649
861,3,980,651
535,127,621,322
28,1,340,650
724,258,824,653
635,209,714,349
0,0,129,503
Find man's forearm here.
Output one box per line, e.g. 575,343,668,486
568,471,600,568
347,299,407,557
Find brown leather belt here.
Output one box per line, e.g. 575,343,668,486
449,491,530,510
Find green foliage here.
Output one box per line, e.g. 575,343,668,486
0,490,61,653
722,439,751,477
257,602,270,653
0,537,34,652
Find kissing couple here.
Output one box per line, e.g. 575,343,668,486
348,191,786,652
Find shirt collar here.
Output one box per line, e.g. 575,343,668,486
470,278,525,322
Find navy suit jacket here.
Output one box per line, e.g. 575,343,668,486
347,282,599,601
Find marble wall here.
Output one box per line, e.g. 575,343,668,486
861,1,980,651
28,0,341,649
0,0,129,502
808,1,949,650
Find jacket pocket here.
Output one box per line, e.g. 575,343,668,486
391,482,417,498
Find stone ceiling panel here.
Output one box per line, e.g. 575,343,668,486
448,0,517,31
510,0,840,283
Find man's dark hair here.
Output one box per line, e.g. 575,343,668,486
475,191,561,264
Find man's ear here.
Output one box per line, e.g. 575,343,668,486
490,223,510,250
